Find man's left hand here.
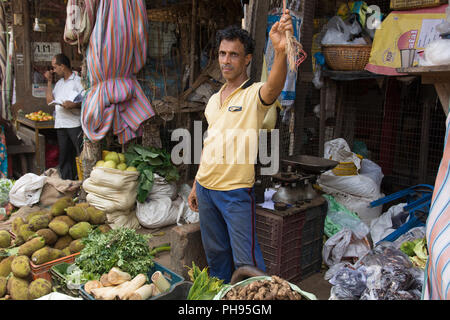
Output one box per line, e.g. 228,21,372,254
269,9,294,53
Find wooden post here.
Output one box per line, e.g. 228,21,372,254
189,0,197,87
248,0,269,82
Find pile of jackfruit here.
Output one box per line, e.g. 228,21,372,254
0,255,52,300
0,197,111,300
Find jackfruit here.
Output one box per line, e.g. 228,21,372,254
75,202,90,209
7,276,29,300
31,246,63,265
50,197,74,216
48,220,69,236
0,276,6,297
52,215,76,228
62,247,71,257
11,217,25,235
18,224,37,241
69,239,85,253
25,210,51,223
28,214,50,231
118,153,125,163
103,160,117,169
18,236,45,257
66,206,89,222
97,224,112,234
53,235,73,250
36,229,57,246
0,230,11,248
28,278,52,300
87,207,106,225
0,255,14,277
126,166,137,172
69,222,92,239
11,255,31,278
12,235,25,247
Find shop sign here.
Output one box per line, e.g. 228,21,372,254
32,42,62,62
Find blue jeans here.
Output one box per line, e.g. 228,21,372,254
196,182,266,283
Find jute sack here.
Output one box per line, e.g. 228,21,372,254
82,167,139,213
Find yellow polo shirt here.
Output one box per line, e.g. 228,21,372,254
195,79,275,191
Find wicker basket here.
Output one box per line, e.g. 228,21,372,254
322,44,372,71
390,0,447,10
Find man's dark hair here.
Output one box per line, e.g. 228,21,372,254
54,53,71,69
216,25,255,55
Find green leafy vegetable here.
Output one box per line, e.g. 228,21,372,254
125,144,179,203
74,228,154,279
186,262,224,300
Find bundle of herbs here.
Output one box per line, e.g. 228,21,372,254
125,144,179,203
72,228,154,280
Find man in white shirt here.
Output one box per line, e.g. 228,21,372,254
44,54,84,180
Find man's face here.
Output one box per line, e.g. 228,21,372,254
51,58,64,77
218,39,252,82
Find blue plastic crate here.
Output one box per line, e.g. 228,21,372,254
79,262,184,300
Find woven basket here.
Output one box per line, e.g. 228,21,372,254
390,0,447,10
322,44,372,71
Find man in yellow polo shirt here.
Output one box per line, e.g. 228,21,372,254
188,9,295,283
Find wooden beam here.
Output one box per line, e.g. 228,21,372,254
248,0,269,82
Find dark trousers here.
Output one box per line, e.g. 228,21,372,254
57,127,83,180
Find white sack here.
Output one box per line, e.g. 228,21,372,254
9,173,47,207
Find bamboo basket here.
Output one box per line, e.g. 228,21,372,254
322,44,372,71
390,0,447,10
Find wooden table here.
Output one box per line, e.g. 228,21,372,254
15,115,54,174
397,65,450,116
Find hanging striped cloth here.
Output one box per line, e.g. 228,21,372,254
423,106,450,300
81,0,155,144
0,2,7,119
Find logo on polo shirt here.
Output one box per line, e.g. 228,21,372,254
228,106,242,112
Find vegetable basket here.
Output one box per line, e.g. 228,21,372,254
79,261,184,300
30,252,80,282
50,262,81,297
322,44,372,71
212,276,317,300
390,0,447,10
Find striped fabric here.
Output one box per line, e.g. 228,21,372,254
0,2,7,119
423,106,450,300
81,0,155,144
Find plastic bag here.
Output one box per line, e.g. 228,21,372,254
8,173,47,207
322,229,371,267
136,174,181,228
419,39,450,66
329,265,368,298
369,203,407,244
327,210,370,239
321,16,365,45
0,179,14,206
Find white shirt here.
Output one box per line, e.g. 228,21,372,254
52,72,84,129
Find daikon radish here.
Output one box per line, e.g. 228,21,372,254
152,283,161,297
151,271,171,293
107,267,131,285
91,280,131,300
128,284,154,300
84,280,103,294
117,273,147,300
